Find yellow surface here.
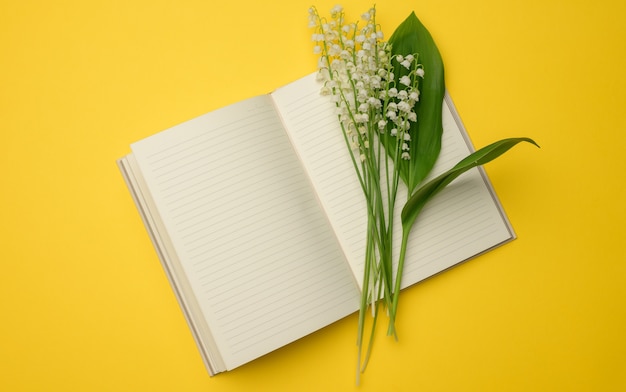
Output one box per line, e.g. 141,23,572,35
1,0,625,390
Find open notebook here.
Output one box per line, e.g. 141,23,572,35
117,73,514,375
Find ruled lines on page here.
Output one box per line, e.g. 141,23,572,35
130,95,359,371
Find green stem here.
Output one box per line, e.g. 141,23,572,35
387,227,410,336
360,281,382,373
357,229,374,330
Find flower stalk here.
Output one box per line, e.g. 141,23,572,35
309,5,424,377
309,5,538,383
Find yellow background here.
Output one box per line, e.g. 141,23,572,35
2,0,625,390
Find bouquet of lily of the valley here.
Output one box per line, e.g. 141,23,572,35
308,5,537,382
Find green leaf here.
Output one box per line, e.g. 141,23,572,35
401,137,540,231
388,12,445,194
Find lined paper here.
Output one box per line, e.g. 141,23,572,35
271,74,513,290
130,95,359,371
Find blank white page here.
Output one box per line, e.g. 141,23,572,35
271,73,514,290
130,95,359,371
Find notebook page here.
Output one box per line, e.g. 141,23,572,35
130,95,359,371
271,73,513,290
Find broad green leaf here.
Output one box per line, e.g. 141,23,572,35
401,137,539,231
387,12,445,194
389,137,538,332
